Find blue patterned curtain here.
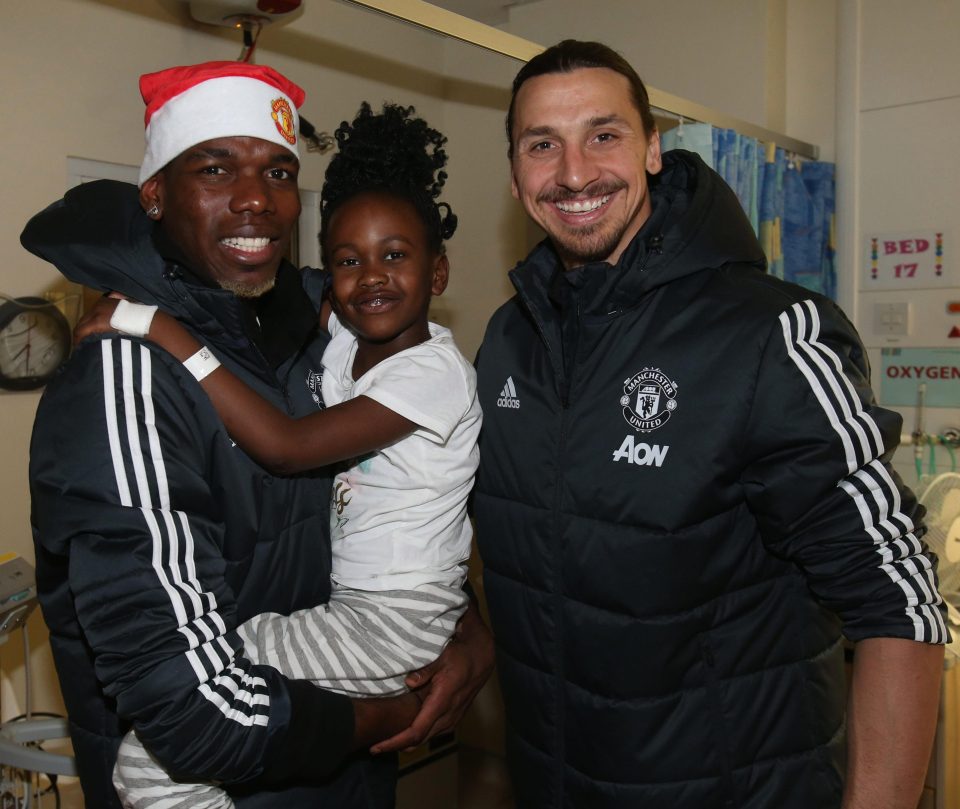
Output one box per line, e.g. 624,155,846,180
661,123,836,299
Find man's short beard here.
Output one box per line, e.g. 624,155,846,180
219,277,277,299
554,223,624,269
538,180,630,268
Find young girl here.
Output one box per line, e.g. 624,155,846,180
82,103,481,809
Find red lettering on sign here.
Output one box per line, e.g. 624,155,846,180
881,238,931,256
950,326,960,339
887,363,960,376
894,263,918,278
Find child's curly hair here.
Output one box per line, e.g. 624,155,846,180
320,102,458,260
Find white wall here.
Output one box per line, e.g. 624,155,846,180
846,0,960,486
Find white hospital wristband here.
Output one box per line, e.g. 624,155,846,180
108,299,158,337
182,346,221,381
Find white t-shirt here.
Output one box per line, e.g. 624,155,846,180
321,315,482,591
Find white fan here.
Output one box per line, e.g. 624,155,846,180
918,472,960,656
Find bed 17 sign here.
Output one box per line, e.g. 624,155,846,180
866,229,950,290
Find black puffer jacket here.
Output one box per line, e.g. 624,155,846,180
474,151,945,809
22,181,395,808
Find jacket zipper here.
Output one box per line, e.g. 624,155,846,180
537,241,663,802
165,265,290,410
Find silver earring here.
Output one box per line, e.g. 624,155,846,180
147,205,160,218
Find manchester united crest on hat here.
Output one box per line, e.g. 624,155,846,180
272,97,296,145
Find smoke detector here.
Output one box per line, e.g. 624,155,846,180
188,0,304,28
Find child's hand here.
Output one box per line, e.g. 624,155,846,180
73,294,123,345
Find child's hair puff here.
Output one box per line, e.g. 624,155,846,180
320,102,458,259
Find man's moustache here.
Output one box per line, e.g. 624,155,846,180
538,182,626,204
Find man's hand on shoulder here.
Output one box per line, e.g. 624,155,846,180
371,599,495,754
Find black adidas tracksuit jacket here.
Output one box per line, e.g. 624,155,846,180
474,150,947,809
23,181,395,808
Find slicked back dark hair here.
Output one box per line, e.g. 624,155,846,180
506,39,657,158
320,102,458,262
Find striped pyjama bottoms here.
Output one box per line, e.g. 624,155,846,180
112,581,467,809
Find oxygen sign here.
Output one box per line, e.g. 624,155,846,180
880,348,960,407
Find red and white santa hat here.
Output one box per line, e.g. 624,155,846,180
138,61,306,186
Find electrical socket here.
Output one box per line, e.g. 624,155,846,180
874,302,911,336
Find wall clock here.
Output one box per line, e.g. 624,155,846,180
0,297,72,391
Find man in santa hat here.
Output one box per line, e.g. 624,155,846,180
22,60,492,808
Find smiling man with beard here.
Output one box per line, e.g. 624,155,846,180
472,39,948,809
22,61,490,809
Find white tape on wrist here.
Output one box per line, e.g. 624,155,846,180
108,299,158,337
183,346,221,382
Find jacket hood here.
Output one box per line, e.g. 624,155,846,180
21,180,187,311
650,148,767,275
513,149,767,314
20,180,323,380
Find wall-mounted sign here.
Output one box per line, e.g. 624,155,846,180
865,229,951,290
880,347,960,407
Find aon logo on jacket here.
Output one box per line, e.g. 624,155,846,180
612,435,670,467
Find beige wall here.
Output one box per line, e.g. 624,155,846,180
497,0,838,154
505,0,774,128
1,0,843,767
